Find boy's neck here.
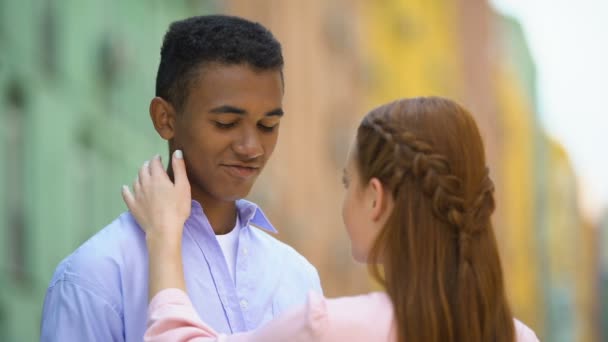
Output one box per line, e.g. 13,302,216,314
167,165,237,235
194,193,238,235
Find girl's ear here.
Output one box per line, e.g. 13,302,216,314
367,177,394,223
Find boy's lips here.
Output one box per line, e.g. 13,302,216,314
221,164,260,179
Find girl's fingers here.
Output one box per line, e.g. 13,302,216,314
172,150,189,190
121,185,135,211
133,175,142,197
138,160,151,185
149,154,165,178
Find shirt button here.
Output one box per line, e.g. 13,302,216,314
242,248,248,256
240,299,248,310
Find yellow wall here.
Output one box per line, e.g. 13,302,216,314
361,0,462,106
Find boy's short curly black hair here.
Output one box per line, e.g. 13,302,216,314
155,15,284,112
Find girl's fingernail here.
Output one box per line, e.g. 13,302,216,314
154,154,161,161
174,150,183,159
143,160,150,167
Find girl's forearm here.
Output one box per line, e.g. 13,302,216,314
147,236,186,301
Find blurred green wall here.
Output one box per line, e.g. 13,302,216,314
0,1,215,340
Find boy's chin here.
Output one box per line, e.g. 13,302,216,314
219,189,252,202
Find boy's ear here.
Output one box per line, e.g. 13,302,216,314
150,97,177,140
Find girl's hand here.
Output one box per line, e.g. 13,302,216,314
121,150,191,248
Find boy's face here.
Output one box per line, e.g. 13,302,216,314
172,63,283,203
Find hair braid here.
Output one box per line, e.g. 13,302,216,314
365,116,495,265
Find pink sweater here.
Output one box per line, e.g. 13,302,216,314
145,288,539,342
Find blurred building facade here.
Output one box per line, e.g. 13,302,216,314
495,13,598,342
0,0,602,341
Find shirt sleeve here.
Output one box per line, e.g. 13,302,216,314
40,280,124,342
145,289,329,342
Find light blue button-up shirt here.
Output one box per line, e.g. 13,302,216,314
40,200,322,341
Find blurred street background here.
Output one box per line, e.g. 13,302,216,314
1,0,606,341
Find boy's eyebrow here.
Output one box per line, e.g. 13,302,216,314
209,105,246,115
266,108,284,117
209,105,284,117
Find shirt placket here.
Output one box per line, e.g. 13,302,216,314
235,227,253,329
188,209,247,333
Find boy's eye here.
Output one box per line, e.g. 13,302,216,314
258,123,278,132
214,121,236,129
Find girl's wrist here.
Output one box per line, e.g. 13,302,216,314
145,231,182,253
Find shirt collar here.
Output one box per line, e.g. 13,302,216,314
190,199,277,234
236,199,277,233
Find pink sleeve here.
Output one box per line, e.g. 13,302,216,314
148,290,530,342
235,292,394,342
319,292,395,341
145,288,221,342
230,291,328,342
145,289,329,342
